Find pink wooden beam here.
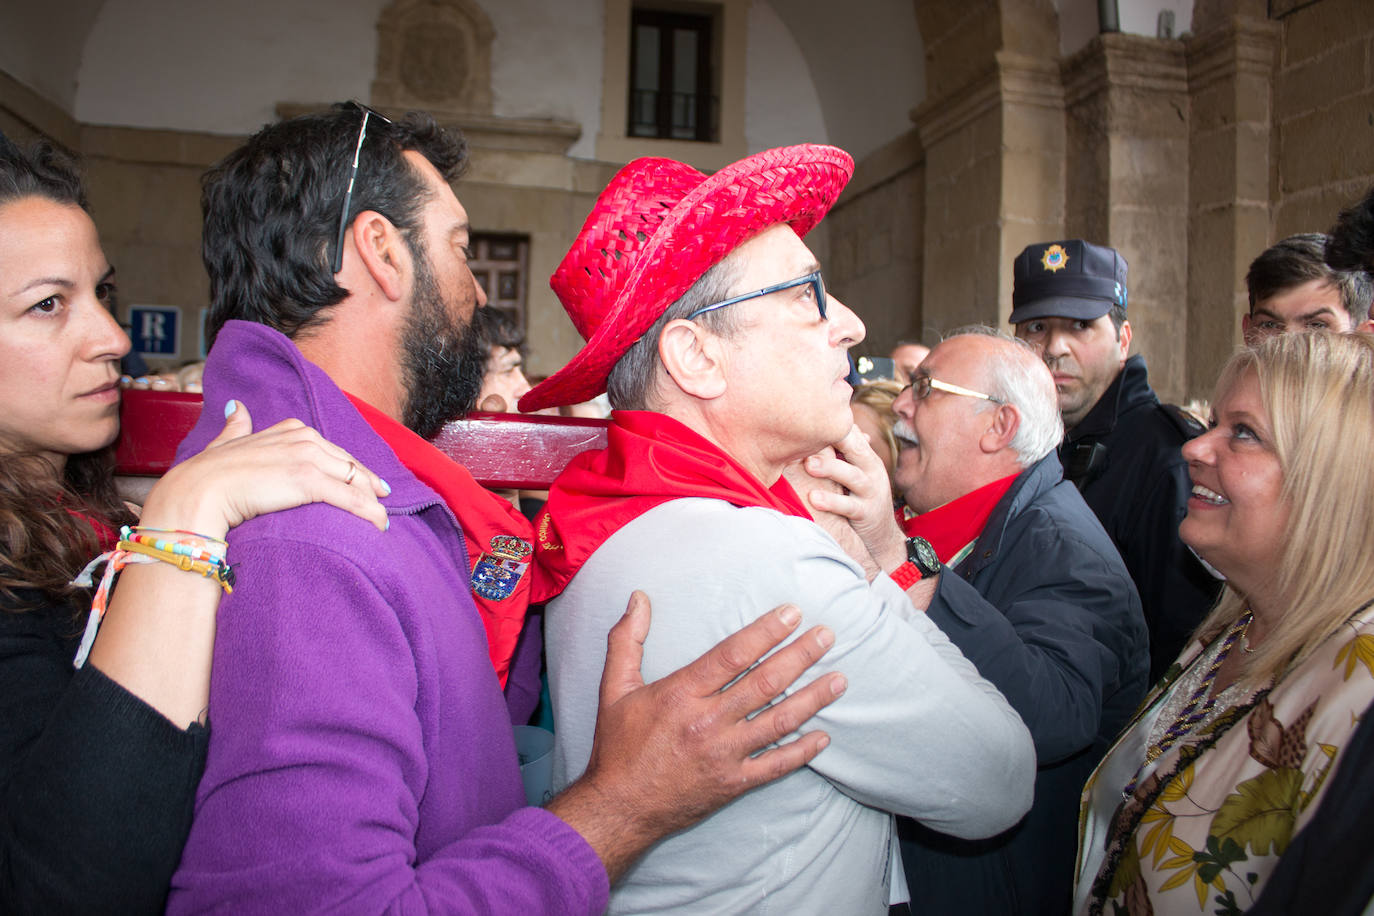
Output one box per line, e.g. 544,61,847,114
114,389,608,489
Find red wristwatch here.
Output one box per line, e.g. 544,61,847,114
890,536,940,590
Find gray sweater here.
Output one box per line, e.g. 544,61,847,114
547,498,1035,915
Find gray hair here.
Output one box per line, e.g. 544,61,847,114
605,253,743,411
944,325,1064,467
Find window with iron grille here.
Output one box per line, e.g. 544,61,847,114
628,7,718,142
468,233,530,330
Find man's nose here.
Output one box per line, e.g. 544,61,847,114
893,384,915,421
1043,329,1071,359
826,296,866,348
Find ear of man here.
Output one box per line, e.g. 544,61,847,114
1116,318,1133,358
658,319,728,401
349,210,409,303
979,403,1021,456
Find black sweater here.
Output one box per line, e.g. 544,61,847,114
0,591,208,914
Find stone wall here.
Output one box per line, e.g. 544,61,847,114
904,0,1372,404
1062,33,1191,398
910,3,1067,344
1271,0,1374,237
1182,14,1279,398
824,129,925,354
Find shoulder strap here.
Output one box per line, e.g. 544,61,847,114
1062,440,1107,492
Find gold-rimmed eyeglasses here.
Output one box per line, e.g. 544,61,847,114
911,374,1004,405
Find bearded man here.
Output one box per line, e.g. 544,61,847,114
166,104,847,914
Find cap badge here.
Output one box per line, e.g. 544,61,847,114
1040,244,1070,273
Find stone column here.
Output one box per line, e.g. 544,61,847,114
997,52,1068,322
1061,33,1191,401
1184,15,1280,398
913,66,1006,336
912,51,1064,336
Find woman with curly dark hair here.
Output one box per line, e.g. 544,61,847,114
0,134,390,913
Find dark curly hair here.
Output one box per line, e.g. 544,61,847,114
200,104,468,347
0,133,134,615
1327,185,1374,276
469,307,527,359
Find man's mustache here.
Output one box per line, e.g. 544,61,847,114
893,419,918,447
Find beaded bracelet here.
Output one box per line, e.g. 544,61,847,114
120,527,234,590
69,526,236,668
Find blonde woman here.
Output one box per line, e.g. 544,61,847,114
850,379,903,494
1075,332,1374,914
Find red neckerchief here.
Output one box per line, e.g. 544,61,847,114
532,410,812,601
897,472,1018,565
348,395,530,687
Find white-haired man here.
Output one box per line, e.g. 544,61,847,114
520,147,1035,914
803,327,1148,915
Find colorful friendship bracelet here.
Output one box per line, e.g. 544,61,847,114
69,526,237,668
117,540,235,591
120,526,234,590
124,526,227,548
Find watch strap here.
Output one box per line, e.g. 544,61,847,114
890,560,923,590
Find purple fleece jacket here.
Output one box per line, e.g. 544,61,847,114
167,321,608,914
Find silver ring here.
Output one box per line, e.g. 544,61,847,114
344,461,357,485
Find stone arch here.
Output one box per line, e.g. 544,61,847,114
370,0,495,115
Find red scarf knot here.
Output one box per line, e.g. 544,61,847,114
532,410,812,601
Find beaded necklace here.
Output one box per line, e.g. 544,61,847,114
1122,610,1253,797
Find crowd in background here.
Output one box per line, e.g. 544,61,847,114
3,104,1374,915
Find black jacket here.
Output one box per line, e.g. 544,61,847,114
1058,354,1221,683
900,453,1148,916
0,591,208,914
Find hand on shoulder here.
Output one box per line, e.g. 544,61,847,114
137,399,391,538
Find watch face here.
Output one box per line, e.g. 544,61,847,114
909,536,940,574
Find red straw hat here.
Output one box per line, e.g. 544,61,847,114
518,144,853,412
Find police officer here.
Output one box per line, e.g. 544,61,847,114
1011,240,1220,682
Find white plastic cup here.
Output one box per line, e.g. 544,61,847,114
513,725,555,807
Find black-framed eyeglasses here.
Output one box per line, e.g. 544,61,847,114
685,270,828,321
911,374,1004,405
331,101,393,274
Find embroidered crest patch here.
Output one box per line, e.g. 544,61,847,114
471,535,533,601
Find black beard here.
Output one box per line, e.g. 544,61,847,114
399,244,487,439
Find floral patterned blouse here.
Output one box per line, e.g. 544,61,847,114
1074,603,1374,915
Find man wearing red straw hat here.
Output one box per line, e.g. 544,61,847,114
522,145,1037,913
